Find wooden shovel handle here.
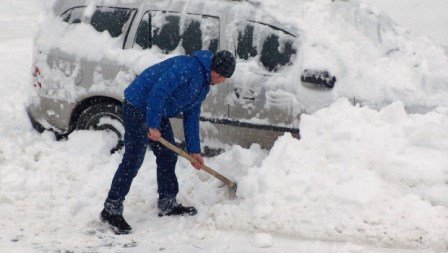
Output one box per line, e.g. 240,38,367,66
158,137,236,188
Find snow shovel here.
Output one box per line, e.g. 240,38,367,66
158,137,237,197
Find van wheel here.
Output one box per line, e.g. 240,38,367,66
76,102,124,153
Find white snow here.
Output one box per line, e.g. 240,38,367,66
1,0,448,253
209,99,448,249
254,233,273,248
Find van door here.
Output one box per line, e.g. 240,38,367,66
227,21,300,149
131,10,228,150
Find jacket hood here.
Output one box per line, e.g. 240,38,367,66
192,50,214,82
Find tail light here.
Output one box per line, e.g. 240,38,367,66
33,65,42,88
33,65,41,77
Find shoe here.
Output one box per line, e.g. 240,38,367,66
100,209,132,235
158,204,197,217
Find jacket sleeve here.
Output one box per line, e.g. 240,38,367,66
146,66,184,129
183,105,201,153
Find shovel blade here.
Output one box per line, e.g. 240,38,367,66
228,184,237,199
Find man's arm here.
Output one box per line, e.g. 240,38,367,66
183,105,204,169
183,105,201,154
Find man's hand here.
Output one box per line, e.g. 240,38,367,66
147,128,161,141
190,153,204,170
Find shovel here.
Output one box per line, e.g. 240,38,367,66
158,137,237,198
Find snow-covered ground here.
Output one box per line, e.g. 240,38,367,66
1,0,448,253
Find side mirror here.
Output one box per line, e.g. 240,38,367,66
301,69,337,89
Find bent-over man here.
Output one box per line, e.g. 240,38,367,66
100,50,236,234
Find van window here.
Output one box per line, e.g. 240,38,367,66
182,15,220,55
135,12,151,50
61,7,86,24
260,34,296,72
200,15,220,53
237,25,257,60
89,7,134,38
182,19,202,55
209,39,219,53
137,12,220,54
152,14,181,53
236,22,297,72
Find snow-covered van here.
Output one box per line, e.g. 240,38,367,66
29,0,445,153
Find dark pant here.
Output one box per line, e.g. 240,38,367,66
104,101,178,215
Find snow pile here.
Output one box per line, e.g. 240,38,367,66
4,96,448,250
254,233,273,248
208,98,448,249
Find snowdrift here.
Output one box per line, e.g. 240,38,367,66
206,99,448,249
2,98,448,250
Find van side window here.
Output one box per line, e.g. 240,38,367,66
237,25,257,60
89,7,134,38
260,34,296,72
182,16,220,55
236,22,297,72
60,7,86,24
182,19,202,55
209,39,219,53
139,12,220,55
135,12,151,50
200,15,220,53
152,15,181,53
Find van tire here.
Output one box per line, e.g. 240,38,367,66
76,102,124,153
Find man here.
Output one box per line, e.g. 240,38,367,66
100,50,236,235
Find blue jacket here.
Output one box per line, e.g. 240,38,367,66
124,50,213,153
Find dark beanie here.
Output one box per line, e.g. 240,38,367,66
211,50,236,78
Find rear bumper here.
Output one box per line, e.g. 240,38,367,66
26,96,75,134
27,107,46,133
27,105,70,140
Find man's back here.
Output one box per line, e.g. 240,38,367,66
124,51,214,118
